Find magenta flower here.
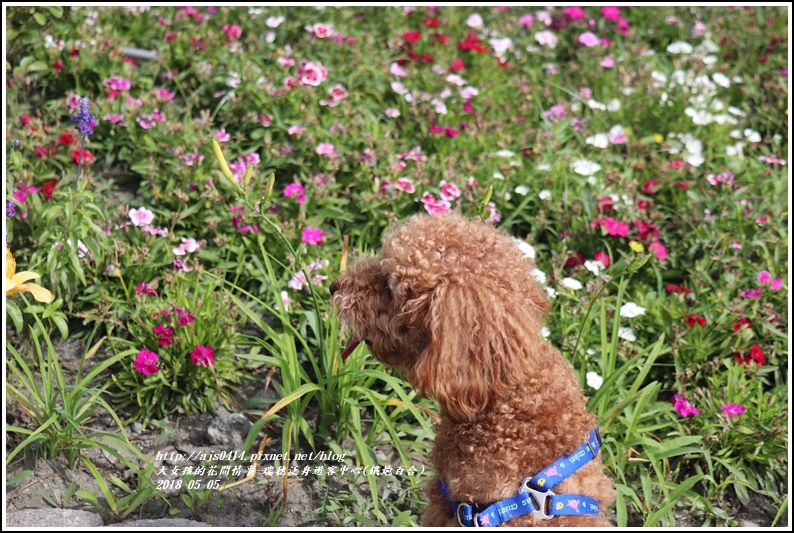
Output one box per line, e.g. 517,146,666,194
740,287,763,299
601,6,621,22
214,128,230,142
562,6,585,20
175,308,195,326
757,270,772,284
136,282,157,296
672,394,701,417
302,227,328,246
284,183,307,204
721,404,746,418
134,349,159,376
770,278,782,291
156,88,174,102
519,14,534,28
328,84,348,100
649,241,668,261
190,345,216,367
591,217,630,237
594,251,611,267
103,76,131,91
542,104,567,122
600,55,615,69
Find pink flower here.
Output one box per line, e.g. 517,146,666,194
176,308,195,326
394,178,416,193
298,60,328,86
328,84,348,100
103,76,131,91
439,180,461,201
284,183,307,204
519,14,534,28
594,251,610,267
287,124,306,136
721,403,746,418
173,237,200,256
543,104,567,122
302,227,328,246
257,114,272,127
278,56,296,68
134,349,159,376
153,324,174,338
136,116,155,129
672,394,701,417
445,127,458,138
316,143,338,158
129,207,155,227
136,282,157,296
311,23,335,39
649,241,668,261
215,128,230,142
156,88,174,102
421,193,451,216
190,345,216,367
770,278,782,291
104,114,125,124
601,6,621,22
617,18,630,36
126,96,143,108
173,258,193,272
578,32,600,47
223,23,242,40
757,270,772,285
600,55,615,68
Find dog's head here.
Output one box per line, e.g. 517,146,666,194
330,212,550,420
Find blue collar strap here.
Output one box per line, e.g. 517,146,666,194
439,428,602,527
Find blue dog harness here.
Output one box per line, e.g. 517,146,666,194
439,428,603,527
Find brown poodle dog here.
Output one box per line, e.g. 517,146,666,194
330,212,615,527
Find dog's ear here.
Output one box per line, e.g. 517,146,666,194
408,281,545,421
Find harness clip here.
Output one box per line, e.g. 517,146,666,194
520,477,554,520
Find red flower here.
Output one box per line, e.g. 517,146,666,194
642,180,661,194
566,251,585,267
107,89,119,99
597,196,614,213
41,179,58,199
432,33,450,45
459,32,489,53
20,114,33,126
757,55,768,64
749,344,765,365
59,132,77,145
423,17,440,28
403,30,422,43
69,48,79,57
407,49,419,61
421,53,434,64
636,200,651,210
54,60,64,71
686,314,707,328
666,160,685,169
165,32,177,41
450,58,465,71
732,317,752,332
666,284,695,295
71,148,94,165
674,181,691,190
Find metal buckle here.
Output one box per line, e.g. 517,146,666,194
520,478,554,520
587,428,602,457
456,504,478,527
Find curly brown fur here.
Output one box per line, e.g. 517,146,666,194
331,212,615,526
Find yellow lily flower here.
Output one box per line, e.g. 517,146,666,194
5,247,53,303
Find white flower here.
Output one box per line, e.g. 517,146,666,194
513,238,536,260
744,129,761,143
495,149,515,157
685,153,705,167
587,99,607,111
280,290,291,311
534,30,558,49
541,327,550,339
544,287,557,299
493,171,505,180
667,41,694,54
266,15,285,28
571,159,602,176
586,371,603,390
586,348,596,355
532,268,547,285
584,260,605,276
607,99,622,112
467,13,483,29
561,278,583,291
586,133,609,149
618,327,636,342
490,37,513,58
712,72,730,88
514,185,530,196
539,190,552,201
620,302,646,318
536,164,551,171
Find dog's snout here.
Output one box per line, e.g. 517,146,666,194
329,280,339,295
